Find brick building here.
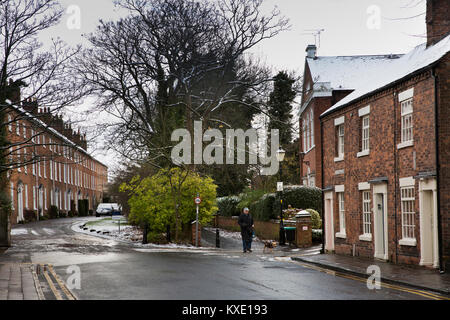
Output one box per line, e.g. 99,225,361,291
299,47,402,188
5,84,108,224
319,0,450,270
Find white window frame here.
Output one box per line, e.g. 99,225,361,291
16,121,20,135
361,191,372,237
336,192,346,238
8,115,12,132
25,185,29,209
357,110,370,157
399,183,416,246
10,183,14,210
310,109,314,148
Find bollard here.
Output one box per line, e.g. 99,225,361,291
166,224,171,243
142,223,148,244
216,228,220,248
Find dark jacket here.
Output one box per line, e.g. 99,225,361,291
238,213,254,241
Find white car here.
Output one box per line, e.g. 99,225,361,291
96,203,122,217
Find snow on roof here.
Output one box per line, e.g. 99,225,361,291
321,34,450,118
8,102,107,168
307,54,402,91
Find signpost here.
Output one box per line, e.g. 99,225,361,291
194,195,201,247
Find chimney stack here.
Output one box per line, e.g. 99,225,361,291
306,45,317,59
426,0,450,47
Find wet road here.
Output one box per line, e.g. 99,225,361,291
0,217,438,300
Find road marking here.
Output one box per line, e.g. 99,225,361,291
290,261,450,300
30,265,45,300
48,265,76,300
42,265,63,300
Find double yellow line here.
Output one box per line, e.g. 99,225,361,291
291,260,450,300
39,264,77,300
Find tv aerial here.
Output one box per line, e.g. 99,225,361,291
301,29,325,47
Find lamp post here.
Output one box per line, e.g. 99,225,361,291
276,148,286,246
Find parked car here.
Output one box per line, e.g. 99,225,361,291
95,203,122,217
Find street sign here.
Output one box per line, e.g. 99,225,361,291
194,197,201,205
277,182,283,192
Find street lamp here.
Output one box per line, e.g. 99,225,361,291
276,148,286,245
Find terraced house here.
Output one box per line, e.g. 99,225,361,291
318,0,450,270
5,81,108,224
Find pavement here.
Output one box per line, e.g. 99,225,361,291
0,263,41,300
291,252,450,296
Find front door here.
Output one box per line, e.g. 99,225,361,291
324,192,334,252
17,186,24,222
374,192,388,260
419,180,439,268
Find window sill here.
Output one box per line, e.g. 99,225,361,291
334,156,344,163
357,150,370,158
335,232,346,239
397,141,413,150
359,234,372,242
399,238,416,246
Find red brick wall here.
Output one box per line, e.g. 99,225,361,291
321,71,437,265
7,110,108,224
426,0,450,47
436,53,450,269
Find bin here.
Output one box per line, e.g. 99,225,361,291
284,226,296,244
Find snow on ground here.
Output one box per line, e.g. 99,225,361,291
11,228,28,235
203,227,269,243
72,218,215,251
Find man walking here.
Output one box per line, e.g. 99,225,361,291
238,207,254,253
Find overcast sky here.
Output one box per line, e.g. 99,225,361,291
38,0,427,175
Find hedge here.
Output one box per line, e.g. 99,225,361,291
272,186,322,216
217,196,241,217
217,186,322,222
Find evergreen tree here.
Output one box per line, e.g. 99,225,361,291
267,71,296,148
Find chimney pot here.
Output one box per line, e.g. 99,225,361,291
306,44,317,58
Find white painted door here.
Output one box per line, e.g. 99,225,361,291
324,193,334,252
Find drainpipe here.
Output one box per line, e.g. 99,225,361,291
393,91,399,264
432,68,444,273
320,117,325,254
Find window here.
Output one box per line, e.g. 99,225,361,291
362,191,371,235
303,118,307,153
32,161,36,176
38,160,41,177
362,115,370,152
337,125,344,157
401,187,415,240
16,121,20,135
401,98,413,144
50,160,53,180
8,115,12,132
23,148,27,174
23,123,26,138
42,135,46,148
33,187,37,210
338,193,345,234
43,159,46,178
10,183,14,210
17,149,21,172
25,185,29,209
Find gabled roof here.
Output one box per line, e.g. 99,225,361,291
321,34,450,118
307,54,402,91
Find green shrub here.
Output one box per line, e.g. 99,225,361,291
273,186,322,216
306,209,322,229
217,196,241,217
312,229,322,243
147,231,167,244
236,188,265,211
249,193,276,221
77,199,89,217
48,206,58,219
24,210,37,222
58,210,67,218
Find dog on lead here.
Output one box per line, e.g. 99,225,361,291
262,240,277,254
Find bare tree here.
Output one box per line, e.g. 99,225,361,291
77,0,290,170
